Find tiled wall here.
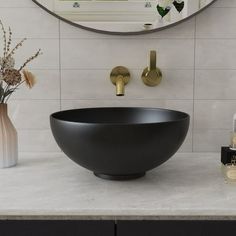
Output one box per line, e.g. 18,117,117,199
0,0,235,152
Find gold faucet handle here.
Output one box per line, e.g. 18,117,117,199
142,50,162,87
149,50,157,71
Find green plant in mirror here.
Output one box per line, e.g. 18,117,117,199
157,0,185,18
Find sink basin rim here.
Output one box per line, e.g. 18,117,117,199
50,107,190,125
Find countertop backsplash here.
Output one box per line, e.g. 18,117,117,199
0,0,235,152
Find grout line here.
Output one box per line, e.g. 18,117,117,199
61,67,236,70
10,99,60,101
59,20,62,111
55,37,236,40
38,98,236,101
6,37,195,40
15,128,233,132
7,36,236,40
9,37,194,39
8,98,236,101
0,6,234,9
16,129,54,131
58,37,196,40
8,38,61,40
16,128,233,131
0,7,37,9
6,37,236,40
16,68,236,71
193,129,231,131
192,16,197,153
59,68,194,71
7,37,236,40
59,98,193,101
195,38,236,40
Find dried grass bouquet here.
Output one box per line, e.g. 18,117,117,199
0,20,42,103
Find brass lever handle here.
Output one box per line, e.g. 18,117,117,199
142,50,162,87
150,50,156,71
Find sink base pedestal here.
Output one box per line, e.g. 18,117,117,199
94,172,146,181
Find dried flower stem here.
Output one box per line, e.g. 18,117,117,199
1,84,10,103
0,20,7,57
6,27,12,54
6,38,27,61
18,49,42,71
4,80,24,103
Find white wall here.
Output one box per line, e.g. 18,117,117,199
0,0,235,153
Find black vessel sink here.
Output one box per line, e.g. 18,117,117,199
50,107,190,180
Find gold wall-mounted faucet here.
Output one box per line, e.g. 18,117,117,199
142,50,162,87
110,66,130,96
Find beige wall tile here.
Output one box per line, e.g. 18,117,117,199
195,70,236,99
194,100,236,130
196,39,236,69
196,7,236,38
0,7,59,39
193,129,229,152
213,0,236,7
8,100,60,130
0,0,36,7
1,0,236,152
61,69,193,100
60,39,194,70
0,39,60,70
13,70,60,100
18,130,60,152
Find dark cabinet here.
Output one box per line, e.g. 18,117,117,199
203,221,236,236
0,220,114,236
117,220,236,236
1,220,236,236
117,221,204,236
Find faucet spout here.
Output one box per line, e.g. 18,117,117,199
110,66,130,96
116,75,125,96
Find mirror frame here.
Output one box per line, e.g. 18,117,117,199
32,0,217,35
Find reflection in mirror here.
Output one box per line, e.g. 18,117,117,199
33,0,215,34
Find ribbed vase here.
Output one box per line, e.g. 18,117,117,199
0,104,18,168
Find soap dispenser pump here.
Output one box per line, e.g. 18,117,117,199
221,113,236,182
230,113,236,150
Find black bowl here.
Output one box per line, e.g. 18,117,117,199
50,107,190,180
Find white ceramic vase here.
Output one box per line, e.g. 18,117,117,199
0,103,18,168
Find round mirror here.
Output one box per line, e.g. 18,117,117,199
32,0,216,35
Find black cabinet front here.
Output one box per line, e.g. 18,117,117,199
117,220,236,236
0,220,114,236
1,220,236,236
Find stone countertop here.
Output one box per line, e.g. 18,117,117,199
0,152,235,220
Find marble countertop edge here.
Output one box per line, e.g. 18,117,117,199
0,210,236,221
